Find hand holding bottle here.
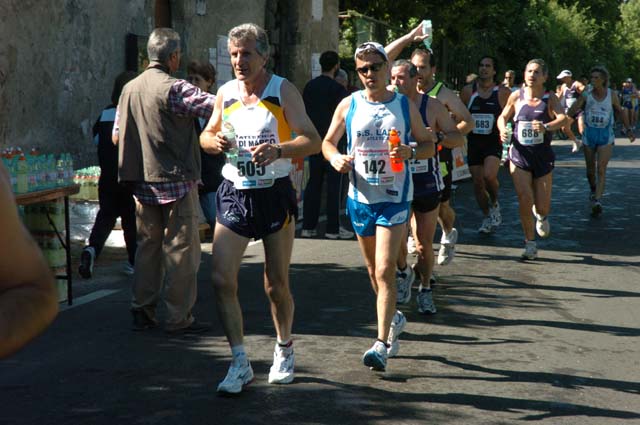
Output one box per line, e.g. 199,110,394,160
388,128,404,173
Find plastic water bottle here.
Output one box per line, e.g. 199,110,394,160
505,122,513,142
422,20,433,50
388,127,404,173
222,121,238,165
16,153,29,193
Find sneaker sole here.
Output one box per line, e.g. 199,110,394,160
268,374,294,384
363,352,386,371
437,248,455,265
216,377,255,397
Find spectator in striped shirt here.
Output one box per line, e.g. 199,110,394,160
113,28,215,335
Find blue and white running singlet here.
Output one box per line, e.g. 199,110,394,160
345,91,413,204
583,88,615,147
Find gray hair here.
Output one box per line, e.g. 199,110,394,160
526,58,548,76
336,68,348,82
228,23,270,58
590,65,609,87
147,28,180,63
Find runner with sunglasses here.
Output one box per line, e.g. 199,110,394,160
322,42,437,371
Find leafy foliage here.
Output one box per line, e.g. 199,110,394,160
340,0,637,89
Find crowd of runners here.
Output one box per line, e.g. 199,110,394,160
7,20,632,394
196,21,637,394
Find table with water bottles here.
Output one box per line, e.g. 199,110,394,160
3,148,80,305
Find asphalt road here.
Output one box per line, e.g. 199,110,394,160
1,138,639,425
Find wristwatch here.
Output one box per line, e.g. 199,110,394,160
275,145,282,158
436,131,445,144
410,147,417,159
543,123,550,132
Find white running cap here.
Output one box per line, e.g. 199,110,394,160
556,70,572,79
354,42,389,62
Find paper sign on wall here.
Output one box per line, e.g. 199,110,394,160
311,53,321,79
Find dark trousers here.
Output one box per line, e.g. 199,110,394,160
88,184,137,265
302,152,344,234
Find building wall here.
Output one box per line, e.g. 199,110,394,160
0,0,338,166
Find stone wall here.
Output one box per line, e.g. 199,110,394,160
0,0,338,166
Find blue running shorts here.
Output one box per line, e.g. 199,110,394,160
347,198,410,237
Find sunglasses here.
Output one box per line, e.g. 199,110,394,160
356,62,385,75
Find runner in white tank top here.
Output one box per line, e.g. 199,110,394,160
199,23,321,395
566,66,635,217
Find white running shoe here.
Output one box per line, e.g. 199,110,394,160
591,199,603,217
571,140,582,153
268,344,295,384
532,206,550,238
521,241,538,260
387,311,407,357
416,285,437,314
217,359,254,395
396,266,415,304
78,246,95,279
478,217,494,234
301,229,317,238
437,228,458,265
325,227,355,240
363,340,388,371
407,235,417,255
122,262,135,276
489,202,502,227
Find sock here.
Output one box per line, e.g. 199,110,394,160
277,339,293,354
231,345,247,365
376,338,390,348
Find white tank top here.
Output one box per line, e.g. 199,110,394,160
345,91,413,204
219,75,292,189
584,88,613,129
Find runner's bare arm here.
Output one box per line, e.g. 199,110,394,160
566,96,585,118
0,164,58,359
498,85,511,108
200,89,226,155
458,84,473,107
384,24,427,63
613,93,636,142
274,80,322,159
323,96,353,173
545,93,568,131
441,87,474,135
497,91,518,142
430,98,464,149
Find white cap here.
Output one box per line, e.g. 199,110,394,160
354,42,389,62
556,70,572,79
